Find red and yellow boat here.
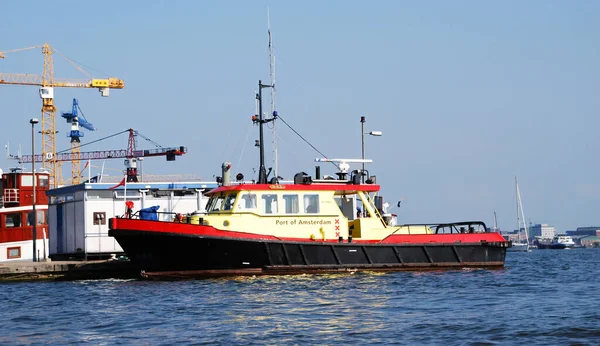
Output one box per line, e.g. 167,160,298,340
108,81,511,279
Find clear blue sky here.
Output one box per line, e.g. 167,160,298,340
1,1,599,232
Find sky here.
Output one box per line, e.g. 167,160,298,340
1,1,599,232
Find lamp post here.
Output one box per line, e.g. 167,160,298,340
360,116,382,182
30,118,39,262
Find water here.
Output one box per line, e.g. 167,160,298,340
1,249,599,345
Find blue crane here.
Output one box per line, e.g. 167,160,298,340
61,98,96,135
61,98,96,184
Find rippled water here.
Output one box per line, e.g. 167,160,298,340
1,249,599,345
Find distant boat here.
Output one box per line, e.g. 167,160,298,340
508,176,530,252
537,235,575,249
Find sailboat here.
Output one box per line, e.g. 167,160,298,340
508,176,530,252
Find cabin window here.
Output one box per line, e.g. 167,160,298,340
208,196,225,212
21,175,34,187
27,211,46,226
262,194,278,214
304,194,320,213
5,213,22,228
93,212,106,225
7,247,21,259
39,175,49,187
238,193,257,210
283,194,299,214
223,194,237,211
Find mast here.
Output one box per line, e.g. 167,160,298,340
268,8,278,179
493,211,498,231
515,176,530,245
256,80,273,184
515,176,520,240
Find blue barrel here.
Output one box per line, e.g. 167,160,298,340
139,205,160,221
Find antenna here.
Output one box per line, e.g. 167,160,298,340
267,7,278,179
5,142,24,169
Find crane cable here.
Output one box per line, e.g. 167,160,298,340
136,131,164,148
56,129,130,154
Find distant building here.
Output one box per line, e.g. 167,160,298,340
580,236,600,248
572,226,600,237
529,224,555,239
500,228,524,242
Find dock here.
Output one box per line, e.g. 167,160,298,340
0,260,140,281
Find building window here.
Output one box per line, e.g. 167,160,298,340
5,213,22,228
93,212,106,225
39,175,49,187
7,247,21,259
283,194,299,214
27,210,46,226
304,194,320,213
21,175,33,187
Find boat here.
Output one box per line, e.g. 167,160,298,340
0,168,50,262
508,177,530,252
107,80,511,279
537,234,575,249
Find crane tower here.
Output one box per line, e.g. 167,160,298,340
0,43,124,187
61,98,96,184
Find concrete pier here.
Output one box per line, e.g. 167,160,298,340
0,260,140,281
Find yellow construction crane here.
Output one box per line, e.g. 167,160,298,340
0,43,124,188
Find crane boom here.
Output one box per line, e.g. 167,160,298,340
0,73,124,89
18,146,187,163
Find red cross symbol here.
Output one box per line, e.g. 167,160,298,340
335,219,340,224
335,231,340,237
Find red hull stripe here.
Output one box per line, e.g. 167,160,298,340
110,218,281,241
380,233,507,244
208,183,380,195
109,218,508,244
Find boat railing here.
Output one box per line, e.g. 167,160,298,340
434,221,489,234
388,221,489,235
2,188,19,204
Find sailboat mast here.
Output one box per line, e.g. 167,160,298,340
494,211,498,231
268,8,278,179
516,176,520,239
516,176,529,242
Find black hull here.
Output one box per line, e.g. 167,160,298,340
112,231,508,279
537,243,570,249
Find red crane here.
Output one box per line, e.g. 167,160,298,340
19,128,187,184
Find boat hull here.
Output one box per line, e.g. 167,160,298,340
537,243,572,250
109,220,509,279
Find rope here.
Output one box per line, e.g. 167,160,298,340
236,123,254,170
277,115,339,169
